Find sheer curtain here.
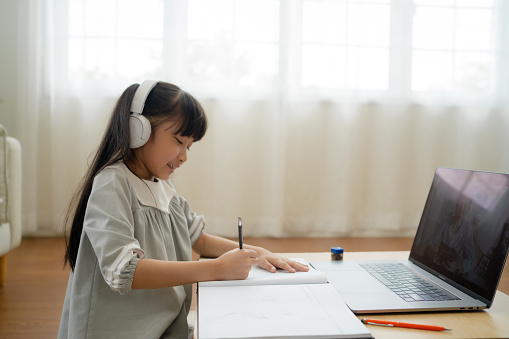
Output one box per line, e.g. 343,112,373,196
9,0,509,237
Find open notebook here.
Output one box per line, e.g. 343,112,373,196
197,258,372,339
199,258,328,286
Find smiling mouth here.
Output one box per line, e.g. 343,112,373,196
168,164,178,170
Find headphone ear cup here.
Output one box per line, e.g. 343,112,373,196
129,113,151,148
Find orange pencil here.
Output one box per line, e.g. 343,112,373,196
361,318,452,331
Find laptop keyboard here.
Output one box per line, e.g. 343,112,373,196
360,263,461,302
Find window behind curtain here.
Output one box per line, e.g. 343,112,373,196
66,0,503,101
301,0,391,90
412,0,496,93
68,0,164,82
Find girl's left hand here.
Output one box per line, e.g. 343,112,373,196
255,249,310,273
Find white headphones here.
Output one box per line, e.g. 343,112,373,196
129,80,159,148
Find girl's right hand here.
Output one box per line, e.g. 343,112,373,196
215,248,259,281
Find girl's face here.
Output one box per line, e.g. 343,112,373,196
128,119,194,181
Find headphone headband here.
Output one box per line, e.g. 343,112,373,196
130,80,159,114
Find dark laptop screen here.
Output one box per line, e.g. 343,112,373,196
410,167,509,304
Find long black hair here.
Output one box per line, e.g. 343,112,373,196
63,82,207,270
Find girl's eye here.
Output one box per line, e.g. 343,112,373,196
175,137,191,151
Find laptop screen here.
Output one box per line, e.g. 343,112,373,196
410,167,509,304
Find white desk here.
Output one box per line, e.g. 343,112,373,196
196,251,509,339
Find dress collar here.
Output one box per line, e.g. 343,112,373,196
107,162,176,214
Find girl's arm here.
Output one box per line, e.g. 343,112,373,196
132,233,309,290
132,247,258,289
193,232,309,274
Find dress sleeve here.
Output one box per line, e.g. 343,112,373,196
83,168,144,295
166,179,206,245
175,195,205,246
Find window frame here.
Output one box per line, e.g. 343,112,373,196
60,0,509,105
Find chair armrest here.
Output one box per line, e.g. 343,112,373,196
7,136,22,248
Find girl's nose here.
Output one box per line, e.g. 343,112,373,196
179,149,187,164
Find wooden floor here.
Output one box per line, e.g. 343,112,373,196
1,237,507,339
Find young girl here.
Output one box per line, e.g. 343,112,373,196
58,80,308,339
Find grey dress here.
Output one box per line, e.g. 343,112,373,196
58,162,205,339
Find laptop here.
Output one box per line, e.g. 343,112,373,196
311,167,509,313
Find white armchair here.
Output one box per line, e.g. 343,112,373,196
0,125,22,287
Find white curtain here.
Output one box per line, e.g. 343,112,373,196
176,101,509,238
4,0,509,237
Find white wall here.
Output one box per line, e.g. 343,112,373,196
0,0,19,136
